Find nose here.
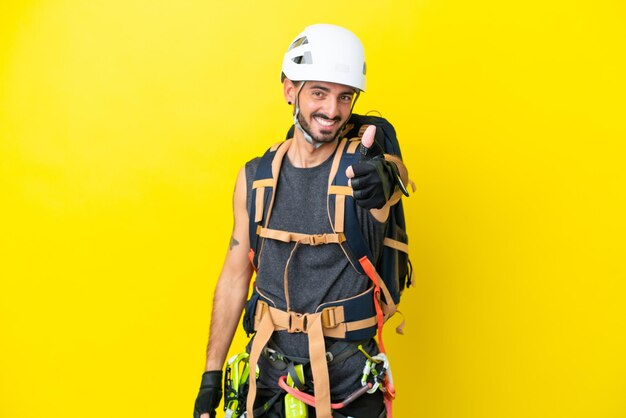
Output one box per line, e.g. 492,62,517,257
322,96,339,119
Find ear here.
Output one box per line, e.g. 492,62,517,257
283,79,297,105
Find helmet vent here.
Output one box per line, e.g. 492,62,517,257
289,36,309,50
292,51,313,65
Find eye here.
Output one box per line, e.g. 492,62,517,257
312,90,324,98
339,95,353,103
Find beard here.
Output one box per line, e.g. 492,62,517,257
297,111,343,144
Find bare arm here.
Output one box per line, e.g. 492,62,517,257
204,166,253,371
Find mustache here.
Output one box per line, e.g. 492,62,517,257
311,112,341,122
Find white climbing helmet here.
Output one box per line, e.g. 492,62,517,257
281,24,367,92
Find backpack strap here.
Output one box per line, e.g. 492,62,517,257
328,140,398,313
329,135,404,414
248,140,291,270
326,139,399,373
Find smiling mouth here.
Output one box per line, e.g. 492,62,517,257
314,116,338,128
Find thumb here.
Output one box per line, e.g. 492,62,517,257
346,125,378,179
360,125,376,153
359,125,383,160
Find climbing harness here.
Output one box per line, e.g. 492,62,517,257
274,349,393,412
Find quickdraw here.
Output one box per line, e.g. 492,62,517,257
360,352,392,395
224,352,258,418
359,352,396,416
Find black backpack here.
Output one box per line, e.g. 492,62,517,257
283,113,413,306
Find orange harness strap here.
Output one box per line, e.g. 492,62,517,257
358,256,398,415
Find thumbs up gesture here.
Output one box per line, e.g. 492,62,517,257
346,125,398,210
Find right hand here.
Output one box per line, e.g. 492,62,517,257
193,371,223,418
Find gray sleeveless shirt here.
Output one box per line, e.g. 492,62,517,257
245,146,386,399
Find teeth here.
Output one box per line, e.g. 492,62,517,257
315,117,335,127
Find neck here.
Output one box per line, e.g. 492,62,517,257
288,129,338,168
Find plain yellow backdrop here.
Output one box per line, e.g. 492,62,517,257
1,1,625,417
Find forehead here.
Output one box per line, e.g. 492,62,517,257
303,81,356,95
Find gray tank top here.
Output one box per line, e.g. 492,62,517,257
245,146,386,399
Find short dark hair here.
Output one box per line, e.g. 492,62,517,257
281,73,303,87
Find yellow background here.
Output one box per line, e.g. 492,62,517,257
1,1,625,417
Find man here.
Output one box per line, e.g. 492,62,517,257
194,24,408,418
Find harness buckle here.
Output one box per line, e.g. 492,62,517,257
321,307,339,328
288,311,308,333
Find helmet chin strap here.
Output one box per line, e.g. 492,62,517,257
293,106,321,149
293,82,360,149
293,82,322,149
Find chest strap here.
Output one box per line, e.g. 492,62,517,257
256,225,346,246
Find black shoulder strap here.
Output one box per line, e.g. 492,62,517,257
326,138,373,276
247,140,293,269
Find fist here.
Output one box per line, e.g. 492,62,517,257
346,126,396,210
